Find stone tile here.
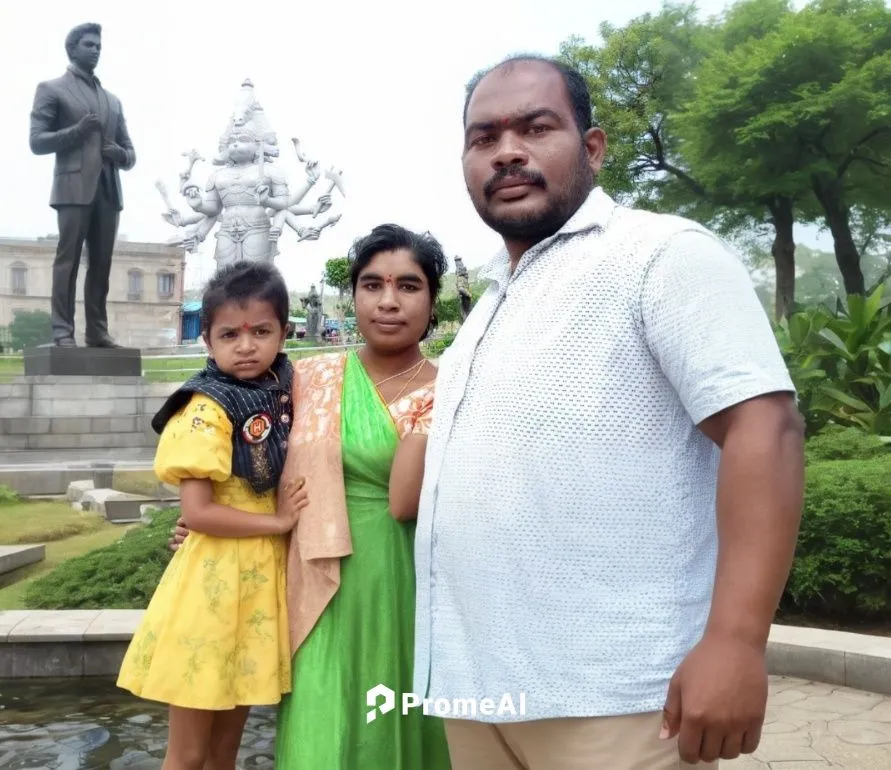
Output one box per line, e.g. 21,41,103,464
5,417,51,434
751,736,826,763
0,611,32,642
722,754,768,768
3,399,31,418
8,609,102,642
793,691,884,715
828,718,891,744
51,417,93,434
84,610,144,641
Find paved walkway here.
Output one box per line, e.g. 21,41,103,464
727,676,891,768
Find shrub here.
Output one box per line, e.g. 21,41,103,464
805,425,889,463
424,331,456,358
782,455,891,618
775,286,891,437
24,507,179,610
0,484,20,505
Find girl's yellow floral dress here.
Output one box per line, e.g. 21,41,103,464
117,387,291,710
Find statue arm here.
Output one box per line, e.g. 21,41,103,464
28,82,87,155
286,178,315,208
260,171,290,212
113,104,137,171
188,179,222,217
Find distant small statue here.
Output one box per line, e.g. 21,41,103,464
301,284,322,341
29,22,136,348
455,256,472,321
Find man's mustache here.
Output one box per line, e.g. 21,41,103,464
484,166,546,199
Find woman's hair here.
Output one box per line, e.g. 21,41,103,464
200,262,290,334
348,224,448,339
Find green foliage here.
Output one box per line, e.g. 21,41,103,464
559,4,713,209
325,256,354,320
423,331,457,358
805,425,889,462
324,257,351,293
775,284,891,435
9,310,51,351
0,485,20,506
435,282,486,325
24,508,179,610
783,454,891,617
559,0,891,305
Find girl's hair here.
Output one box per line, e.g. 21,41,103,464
200,262,290,334
348,224,448,340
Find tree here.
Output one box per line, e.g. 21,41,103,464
674,0,819,319
324,257,352,340
681,0,891,299
559,4,713,209
559,2,813,319
9,310,51,351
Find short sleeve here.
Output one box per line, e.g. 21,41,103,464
640,229,795,425
153,393,233,486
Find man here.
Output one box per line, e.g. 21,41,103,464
412,55,804,768
29,22,136,348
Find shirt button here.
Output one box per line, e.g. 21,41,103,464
280,394,289,404
280,440,288,450
281,414,290,424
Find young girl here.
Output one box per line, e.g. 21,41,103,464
117,261,307,770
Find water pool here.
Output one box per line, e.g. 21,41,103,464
0,678,275,769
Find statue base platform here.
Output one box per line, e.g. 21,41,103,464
24,346,142,378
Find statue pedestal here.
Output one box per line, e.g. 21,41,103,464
23,346,142,378
0,371,178,453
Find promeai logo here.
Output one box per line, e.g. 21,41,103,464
366,683,396,723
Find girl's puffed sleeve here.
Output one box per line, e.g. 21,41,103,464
153,393,233,486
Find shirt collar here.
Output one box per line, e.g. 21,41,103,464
478,186,618,287
67,63,101,86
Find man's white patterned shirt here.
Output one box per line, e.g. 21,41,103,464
412,188,795,721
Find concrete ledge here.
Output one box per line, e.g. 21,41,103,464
0,544,45,575
0,613,889,688
767,624,891,695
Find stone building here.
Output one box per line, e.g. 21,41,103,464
0,235,184,349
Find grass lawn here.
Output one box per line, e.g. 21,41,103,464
0,342,358,383
0,499,134,609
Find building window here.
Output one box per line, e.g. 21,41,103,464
10,263,27,295
157,271,175,299
128,269,144,301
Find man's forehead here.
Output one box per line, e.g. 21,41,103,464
467,63,567,121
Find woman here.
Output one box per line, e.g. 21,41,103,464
172,224,452,767
274,223,451,768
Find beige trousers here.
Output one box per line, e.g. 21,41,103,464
444,711,719,770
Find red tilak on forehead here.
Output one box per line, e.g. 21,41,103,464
384,274,394,285
242,322,251,330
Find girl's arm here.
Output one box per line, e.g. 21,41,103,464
389,433,428,521
180,478,289,537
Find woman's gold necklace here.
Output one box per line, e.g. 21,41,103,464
375,359,427,406
373,358,425,388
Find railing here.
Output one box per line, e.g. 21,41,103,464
140,343,365,378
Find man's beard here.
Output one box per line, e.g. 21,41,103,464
470,148,594,245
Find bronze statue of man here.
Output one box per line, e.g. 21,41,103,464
29,22,136,348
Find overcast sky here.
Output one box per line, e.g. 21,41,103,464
1,0,825,293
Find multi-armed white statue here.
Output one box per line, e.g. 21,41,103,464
156,79,344,268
